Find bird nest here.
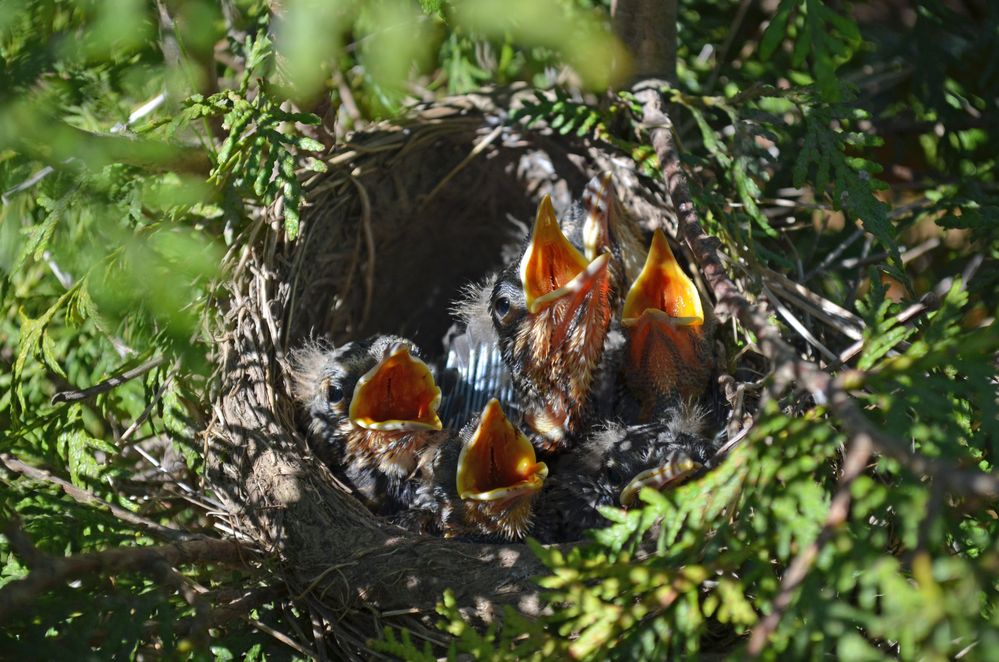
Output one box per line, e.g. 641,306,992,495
205,91,753,656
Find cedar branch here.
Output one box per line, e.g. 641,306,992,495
1,453,196,542
634,85,999,653
0,537,253,622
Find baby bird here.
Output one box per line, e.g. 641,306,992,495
616,228,716,422
488,195,614,454
395,399,549,542
290,341,546,540
531,403,715,543
289,335,445,515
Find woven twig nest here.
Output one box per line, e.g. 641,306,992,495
205,91,718,655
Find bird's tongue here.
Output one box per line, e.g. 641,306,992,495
456,399,548,501
348,344,443,431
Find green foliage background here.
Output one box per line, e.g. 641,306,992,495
1,0,997,659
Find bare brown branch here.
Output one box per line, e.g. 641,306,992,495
0,538,253,622
51,356,165,404
1,453,196,542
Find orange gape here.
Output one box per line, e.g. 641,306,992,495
356,355,433,422
457,400,547,498
520,196,590,313
622,229,703,324
464,409,525,491
349,346,442,431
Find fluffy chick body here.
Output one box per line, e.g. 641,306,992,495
531,404,717,543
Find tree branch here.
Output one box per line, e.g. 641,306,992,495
1,453,197,542
747,432,874,654
0,538,253,622
51,356,165,404
634,85,999,652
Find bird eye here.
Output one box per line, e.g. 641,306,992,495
493,296,511,320
326,382,344,404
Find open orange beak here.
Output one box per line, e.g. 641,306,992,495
521,196,606,313
520,196,612,348
456,399,548,503
619,456,703,507
348,344,443,431
622,230,705,385
622,229,703,326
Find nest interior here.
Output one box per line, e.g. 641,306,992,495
286,100,671,353
207,95,694,653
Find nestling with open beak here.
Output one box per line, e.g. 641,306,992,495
289,335,446,515
617,228,716,422
488,195,615,453
531,403,716,543
394,399,548,541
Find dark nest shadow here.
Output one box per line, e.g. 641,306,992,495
205,92,759,658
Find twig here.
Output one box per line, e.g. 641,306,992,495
837,254,983,365
1,93,167,206
349,176,376,328
840,236,941,271
120,366,176,443
247,614,319,659
1,453,194,542
0,537,251,622
804,227,865,281
51,356,165,404
763,284,838,363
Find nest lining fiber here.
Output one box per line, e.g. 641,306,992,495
205,93,721,656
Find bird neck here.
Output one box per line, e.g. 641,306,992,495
344,427,445,478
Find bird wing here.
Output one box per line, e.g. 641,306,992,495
441,278,520,426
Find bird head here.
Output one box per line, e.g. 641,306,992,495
490,196,613,449
348,341,443,433
289,339,376,439
455,399,548,539
290,336,443,478
622,229,712,411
